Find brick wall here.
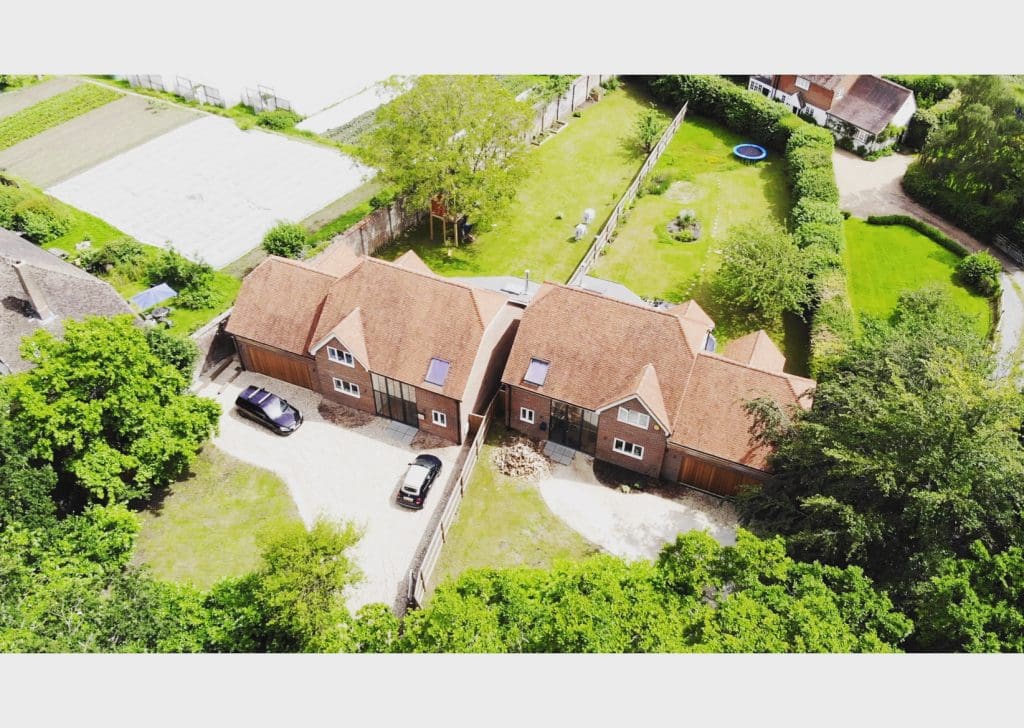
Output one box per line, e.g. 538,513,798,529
594,397,667,478
312,339,375,415
415,388,461,444
507,386,552,441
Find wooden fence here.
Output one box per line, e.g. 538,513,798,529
567,101,689,287
400,394,498,612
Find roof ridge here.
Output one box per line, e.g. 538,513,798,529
262,254,340,281
698,350,812,383
543,280,700,324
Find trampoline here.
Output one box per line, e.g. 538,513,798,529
733,143,768,162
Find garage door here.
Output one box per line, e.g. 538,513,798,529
240,342,315,390
678,454,763,498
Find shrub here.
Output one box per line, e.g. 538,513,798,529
956,252,1002,297
145,327,200,378
256,109,303,130
147,247,216,310
600,77,621,91
261,221,308,258
884,75,956,108
902,162,999,242
640,174,670,197
78,236,147,275
0,184,27,228
13,198,71,243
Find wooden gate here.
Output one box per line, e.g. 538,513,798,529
678,453,766,498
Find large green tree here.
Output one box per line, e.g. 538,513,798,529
739,288,1024,601
397,530,909,653
355,75,533,231
715,220,812,323
2,315,220,505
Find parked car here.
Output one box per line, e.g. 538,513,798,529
234,385,303,435
397,454,443,510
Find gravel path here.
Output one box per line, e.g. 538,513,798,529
536,456,737,560
0,77,81,120
0,95,200,187
833,149,1024,378
199,369,460,611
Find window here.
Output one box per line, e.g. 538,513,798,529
524,358,550,386
795,76,810,90
520,407,535,424
613,438,644,460
431,410,447,427
327,347,354,367
617,406,650,429
332,377,360,397
425,357,451,386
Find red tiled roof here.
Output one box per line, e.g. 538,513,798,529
228,250,507,401
722,330,786,373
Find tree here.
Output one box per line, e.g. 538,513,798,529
633,104,664,154
355,75,533,232
261,221,308,259
739,288,1024,603
206,519,364,653
145,327,200,378
2,315,220,505
715,220,812,322
912,541,1024,652
396,531,909,653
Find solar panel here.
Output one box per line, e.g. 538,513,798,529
425,358,451,386
524,358,549,386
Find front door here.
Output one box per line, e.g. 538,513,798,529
371,373,419,427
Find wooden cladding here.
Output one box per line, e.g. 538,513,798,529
677,452,766,498
238,340,315,390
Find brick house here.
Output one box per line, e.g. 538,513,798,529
500,283,815,496
748,74,916,152
226,246,519,445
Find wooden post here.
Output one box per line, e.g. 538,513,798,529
429,212,434,240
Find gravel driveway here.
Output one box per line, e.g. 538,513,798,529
833,149,1024,378
536,456,737,560
199,370,460,611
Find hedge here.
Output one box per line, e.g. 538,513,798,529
0,183,72,243
646,75,800,151
865,214,970,257
902,162,1002,242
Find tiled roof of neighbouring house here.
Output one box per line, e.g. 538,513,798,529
0,227,134,374
828,75,914,134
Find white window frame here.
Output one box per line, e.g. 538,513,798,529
612,438,644,460
519,407,535,424
617,406,650,430
327,346,354,367
431,410,447,427
332,377,360,398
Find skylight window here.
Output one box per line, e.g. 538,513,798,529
524,358,550,386
425,358,451,387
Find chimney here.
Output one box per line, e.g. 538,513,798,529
13,261,55,323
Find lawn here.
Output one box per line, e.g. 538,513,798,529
0,83,120,151
133,445,302,590
430,424,599,591
843,217,992,337
589,114,807,373
377,82,671,283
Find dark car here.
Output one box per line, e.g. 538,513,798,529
397,454,443,510
234,385,303,436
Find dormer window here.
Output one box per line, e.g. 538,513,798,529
327,347,354,367
795,76,810,90
524,358,549,386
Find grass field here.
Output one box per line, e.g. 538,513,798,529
589,114,807,373
133,445,302,590
0,83,120,151
430,424,599,592
377,82,671,283
843,218,992,337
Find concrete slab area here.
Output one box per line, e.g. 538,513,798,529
543,440,577,465
0,95,201,187
48,115,374,268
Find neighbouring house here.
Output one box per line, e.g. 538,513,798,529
501,283,815,497
748,74,916,153
225,246,520,445
0,227,135,374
